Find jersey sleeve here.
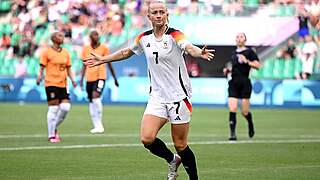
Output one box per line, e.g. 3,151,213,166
129,33,144,55
170,30,191,51
249,49,259,62
40,49,48,66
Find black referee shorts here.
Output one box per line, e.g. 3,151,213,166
228,77,252,99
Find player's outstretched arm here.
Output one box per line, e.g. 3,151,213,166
185,44,215,61
84,48,134,67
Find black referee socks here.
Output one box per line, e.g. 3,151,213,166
229,112,237,139
244,112,255,138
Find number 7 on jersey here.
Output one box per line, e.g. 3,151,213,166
153,52,159,64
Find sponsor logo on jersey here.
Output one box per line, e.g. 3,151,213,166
174,116,181,121
146,43,150,47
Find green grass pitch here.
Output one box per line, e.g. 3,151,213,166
0,103,320,179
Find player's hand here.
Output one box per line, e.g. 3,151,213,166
238,54,248,64
71,80,77,88
223,68,230,76
83,53,104,67
114,80,119,87
201,45,215,61
36,75,42,86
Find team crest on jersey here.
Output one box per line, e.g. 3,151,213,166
163,41,168,49
146,43,150,47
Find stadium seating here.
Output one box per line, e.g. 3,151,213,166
0,0,11,13
0,1,318,80
250,57,305,80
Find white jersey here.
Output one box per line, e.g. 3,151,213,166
130,27,192,103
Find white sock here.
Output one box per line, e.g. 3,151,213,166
47,105,59,138
89,102,98,128
92,98,104,129
56,102,71,127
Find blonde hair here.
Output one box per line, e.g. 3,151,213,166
147,0,169,25
147,0,167,13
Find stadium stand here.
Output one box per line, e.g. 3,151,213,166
0,0,146,77
0,0,319,80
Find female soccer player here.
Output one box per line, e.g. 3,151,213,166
84,1,214,179
80,30,119,134
37,31,77,143
223,33,260,141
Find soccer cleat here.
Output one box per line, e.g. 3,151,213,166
167,154,181,180
229,131,237,141
248,121,255,138
90,127,104,134
48,137,60,143
54,129,61,141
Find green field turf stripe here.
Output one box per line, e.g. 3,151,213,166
1,139,320,151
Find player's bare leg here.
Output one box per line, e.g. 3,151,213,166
228,97,238,140
241,99,254,138
172,123,197,180
141,114,177,179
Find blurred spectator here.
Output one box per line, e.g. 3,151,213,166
297,7,310,38
275,38,298,60
284,38,298,59
14,58,27,78
0,33,11,49
296,35,318,79
223,0,244,16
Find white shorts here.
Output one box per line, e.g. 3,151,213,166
144,97,193,124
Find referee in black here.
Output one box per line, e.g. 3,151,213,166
223,32,261,141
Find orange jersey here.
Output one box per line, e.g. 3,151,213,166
40,47,71,88
81,44,109,82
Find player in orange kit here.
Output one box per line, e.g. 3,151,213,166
80,30,119,133
37,31,77,143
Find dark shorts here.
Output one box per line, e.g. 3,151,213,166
299,72,311,79
86,79,105,102
228,77,252,99
298,27,309,38
45,86,70,102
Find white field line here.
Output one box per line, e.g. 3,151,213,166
1,139,320,151
1,133,320,139
200,164,320,174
